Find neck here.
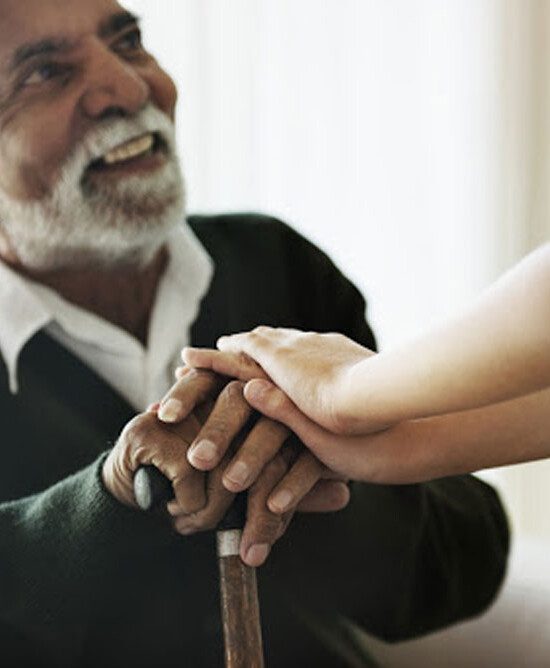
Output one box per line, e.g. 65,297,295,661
16,248,169,346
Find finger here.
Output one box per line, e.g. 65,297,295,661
182,348,269,382
295,480,351,513
161,413,208,514
216,327,282,360
267,451,325,514
123,413,206,514
244,379,333,453
222,417,290,492
157,368,222,424
244,381,373,478
168,467,206,516
187,381,252,471
239,454,292,567
172,453,235,535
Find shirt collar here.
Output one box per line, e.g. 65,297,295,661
0,263,52,393
0,221,213,395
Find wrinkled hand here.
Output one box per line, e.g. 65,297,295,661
158,368,350,562
103,405,210,514
182,326,375,433
103,368,350,567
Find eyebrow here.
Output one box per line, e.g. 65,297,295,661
98,11,140,40
10,11,140,72
11,38,72,71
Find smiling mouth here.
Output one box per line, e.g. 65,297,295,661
87,132,166,173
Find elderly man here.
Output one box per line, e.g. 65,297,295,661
0,0,508,666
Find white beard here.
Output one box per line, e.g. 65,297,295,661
0,104,186,270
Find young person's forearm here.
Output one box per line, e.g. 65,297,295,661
341,244,550,431
381,387,550,482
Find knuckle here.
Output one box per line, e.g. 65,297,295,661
185,367,205,381
172,468,195,485
200,415,232,444
198,506,227,531
183,367,215,387
254,514,285,542
123,417,154,447
248,419,288,453
180,368,199,384
266,388,289,412
238,351,255,368
223,379,246,401
265,454,288,479
247,331,261,345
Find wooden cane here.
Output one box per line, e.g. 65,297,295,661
134,466,265,668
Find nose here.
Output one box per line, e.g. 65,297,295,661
80,42,150,119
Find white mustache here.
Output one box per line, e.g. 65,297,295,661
63,105,177,180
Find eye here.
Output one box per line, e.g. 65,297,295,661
22,62,70,87
115,28,144,53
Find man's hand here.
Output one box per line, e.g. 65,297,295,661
102,369,223,513
103,368,350,567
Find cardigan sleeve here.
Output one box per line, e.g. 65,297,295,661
0,453,174,664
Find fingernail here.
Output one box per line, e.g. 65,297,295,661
269,489,294,513
158,398,183,423
188,439,217,465
224,461,250,488
245,543,271,567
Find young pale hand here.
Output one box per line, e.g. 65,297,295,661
230,378,437,484
182,326,375,434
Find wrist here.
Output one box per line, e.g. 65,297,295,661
330,359,382,435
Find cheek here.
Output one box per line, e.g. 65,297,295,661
0,111,72,200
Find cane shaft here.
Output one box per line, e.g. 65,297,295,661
134,467,265,667
217,530,264,668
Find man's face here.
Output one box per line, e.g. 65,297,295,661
0,0,184,269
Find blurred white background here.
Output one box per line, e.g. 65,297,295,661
123,0,550,542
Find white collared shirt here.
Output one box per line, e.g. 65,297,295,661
0,223,213,411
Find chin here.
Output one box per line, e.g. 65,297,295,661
0,177,185,272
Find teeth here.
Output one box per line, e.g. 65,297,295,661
103,134,155,165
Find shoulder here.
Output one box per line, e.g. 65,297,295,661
189,212,315,251
187,212,374,346
188,212,338,275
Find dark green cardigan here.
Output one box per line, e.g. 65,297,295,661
0,214,509,667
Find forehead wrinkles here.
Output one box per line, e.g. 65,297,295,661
0,0,129,72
